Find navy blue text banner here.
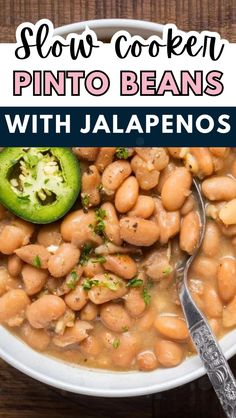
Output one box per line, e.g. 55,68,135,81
0,107,235,146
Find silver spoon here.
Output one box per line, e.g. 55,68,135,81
177,178,236,418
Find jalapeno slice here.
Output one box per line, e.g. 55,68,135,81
0,147,81,224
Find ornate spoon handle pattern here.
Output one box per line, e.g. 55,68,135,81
180,283,236,418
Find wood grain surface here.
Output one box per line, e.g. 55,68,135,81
0,0,235,42
0,1,236,417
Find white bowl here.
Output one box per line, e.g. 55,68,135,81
1,19,236,397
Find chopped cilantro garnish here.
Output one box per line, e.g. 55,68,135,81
82,279,100,290
104,280,119,291
163,266,173,276
122,326,129,333
92,256,106,264
33,255,42,269
81,193,90,210
82,274,119,292
79,244,93,266
102,274,120,291
116,147,129,159
66,270,79,290
142,287,151,306
92,207,107,236
127,277,144,288
112,338,120,349
95,208,107,220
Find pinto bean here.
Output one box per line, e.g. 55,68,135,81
161,167,192,211
154,340,184,367
80,335,102,357
191,148,213,176
100,303,132,332
0,289,30,324
37,223,62,247
102,160,131,191
115,176,139,213
95,242,138,256
208,318,221,337
180,211,201,255
53,320,93,347
202,221,220,256
120,217,159,246
203,284,223,318
111,333,138,368
134,147,169,171
184,152,200,175
48,244,80,278
137,309,155,331
81,165,101,207
64,283,88,311
72,147,99,161
22,264,48,295
4,273,21,292
219,199,236,225
87,273,127,304
11,219,35,243
101,330,116,349
128,195,155,218
7,254,23,277
219,223,236,237
0,225,25,254
95,147,116,172
191,256,218,280
26,295,66,328
168,147,188,159
52,265,83,296
137,351,158,371
61,209,94,242
154,198,180,244
212,156,224,172
83,258,105,277
144,250,172,281
202,176,236,201
103,254,137,279
231,160,236,178
131,155,160,190
101,202,122,245
217,258,236,302
0,268,8,296
209,147,229,158
125,288,146,318
15,245,50,269
156,163,176,194
154,316,189,341
223,295,236,327
180,195,195,216
61,209,103,247
21,322,50,351
80,301,98,321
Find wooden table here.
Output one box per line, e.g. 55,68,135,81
0,1,236,417
0,0,235,42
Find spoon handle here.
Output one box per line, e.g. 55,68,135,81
180,283,236,418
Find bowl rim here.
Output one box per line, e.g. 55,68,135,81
54,18,164,37
0,325,236,397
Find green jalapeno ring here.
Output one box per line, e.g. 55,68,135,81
0,147,81,224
